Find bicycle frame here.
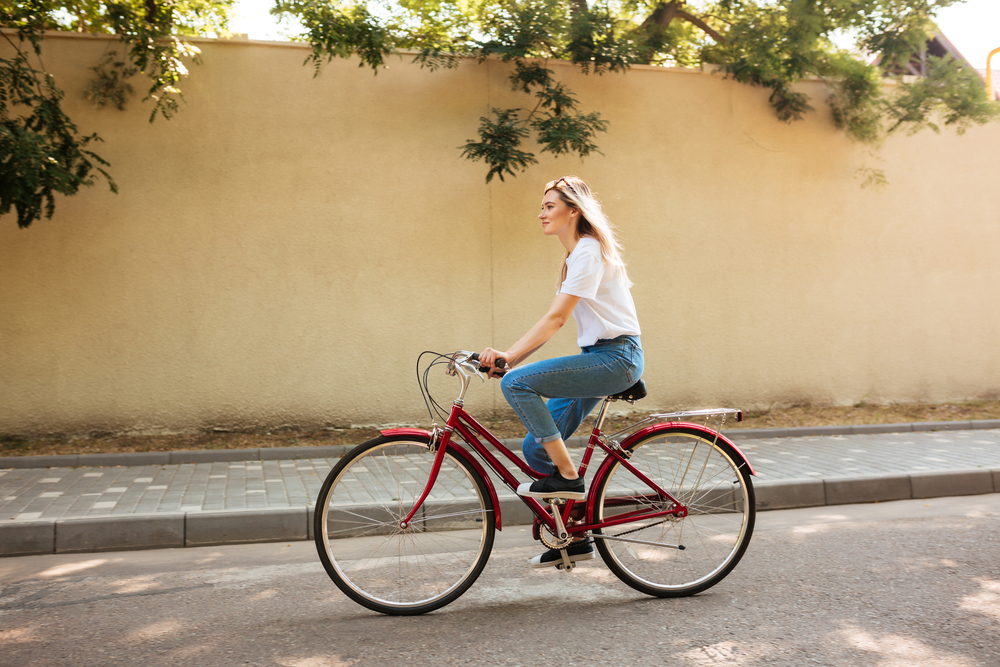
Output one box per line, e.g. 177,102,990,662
394,401,690,539
395,353,700,538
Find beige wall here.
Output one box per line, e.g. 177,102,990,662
2,33,999,436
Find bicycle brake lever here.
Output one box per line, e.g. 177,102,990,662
450,352,486,382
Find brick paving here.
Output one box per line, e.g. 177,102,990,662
740,429,1000,480
3,428,1000,523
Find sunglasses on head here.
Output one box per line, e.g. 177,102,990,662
549,177,575,192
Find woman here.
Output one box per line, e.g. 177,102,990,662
478,176,643,568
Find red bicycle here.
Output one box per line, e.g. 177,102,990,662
314,351,756,615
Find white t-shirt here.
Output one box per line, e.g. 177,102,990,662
558,237,641,347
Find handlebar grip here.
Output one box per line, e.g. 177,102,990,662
470,353,507,374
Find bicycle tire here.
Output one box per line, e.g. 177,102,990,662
590,426,755,597
314,433,496,615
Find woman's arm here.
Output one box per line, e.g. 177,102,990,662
479,293,580,372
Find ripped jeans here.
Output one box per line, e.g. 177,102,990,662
499,335,643,474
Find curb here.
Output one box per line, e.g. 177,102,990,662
723,419,1000,440
3,469,999,557
3,419,1000,470
0,507,311,557
0,444,355,470
753,469,1000,510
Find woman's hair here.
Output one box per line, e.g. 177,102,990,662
545,176,632,287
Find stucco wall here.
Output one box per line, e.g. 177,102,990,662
2,33,999,436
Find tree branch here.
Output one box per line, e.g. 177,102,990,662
641,1,727,45
674,9,726,44
642,1,680,30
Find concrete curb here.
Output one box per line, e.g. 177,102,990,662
724,419,1000,440
0,445,355,470
3,468,999,557
3,420,999,470
0,508,313,557
754,468,1000,510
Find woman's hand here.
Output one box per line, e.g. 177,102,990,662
477,347,509,378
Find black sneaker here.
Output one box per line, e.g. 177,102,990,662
516,470,585,500
529,539,595,569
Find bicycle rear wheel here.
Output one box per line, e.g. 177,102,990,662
590,426,754,597
314,434,495,615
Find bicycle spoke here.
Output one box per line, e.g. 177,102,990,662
592,428,755,597
315,437,495,614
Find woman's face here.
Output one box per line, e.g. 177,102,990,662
538,189,578,239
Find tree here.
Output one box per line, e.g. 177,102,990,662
3,1,997,228
1,0,230,228
276,0,998,182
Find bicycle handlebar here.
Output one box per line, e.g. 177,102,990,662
470,352,507,376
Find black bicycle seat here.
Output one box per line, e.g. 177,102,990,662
610,379,646,402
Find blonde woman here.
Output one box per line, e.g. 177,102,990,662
478,176,643,568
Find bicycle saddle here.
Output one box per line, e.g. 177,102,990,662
610,379,646,402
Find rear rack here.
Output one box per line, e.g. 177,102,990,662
648,408,744,423
596,408,743,445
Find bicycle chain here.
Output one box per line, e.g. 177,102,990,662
606,504,676,539
609,516,672,539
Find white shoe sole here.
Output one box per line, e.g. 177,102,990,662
529,550,596,569
516,481,585,501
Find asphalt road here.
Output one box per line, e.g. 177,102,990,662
2,494,999,667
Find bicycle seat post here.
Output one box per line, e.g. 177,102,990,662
592,397,613,434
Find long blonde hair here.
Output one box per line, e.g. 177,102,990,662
545,176,632,287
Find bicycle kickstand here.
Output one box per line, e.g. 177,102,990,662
548,499,575,573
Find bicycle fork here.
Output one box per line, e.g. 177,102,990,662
398,426,452,530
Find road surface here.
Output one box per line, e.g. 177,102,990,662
2,494,998,666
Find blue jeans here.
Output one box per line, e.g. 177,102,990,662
500,335,643,474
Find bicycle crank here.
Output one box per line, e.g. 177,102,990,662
539,526,574,550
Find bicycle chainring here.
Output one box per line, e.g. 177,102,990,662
539,526,574,550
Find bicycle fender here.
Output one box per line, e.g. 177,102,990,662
380,427,432,439
627,422,755,475
379,428,504,531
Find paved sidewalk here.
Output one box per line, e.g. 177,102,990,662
3,422,1000,557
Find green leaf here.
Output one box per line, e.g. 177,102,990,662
461,108,538,183
532,110,607,157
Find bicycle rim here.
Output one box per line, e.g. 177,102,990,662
591,428,755,596
315,436,495,615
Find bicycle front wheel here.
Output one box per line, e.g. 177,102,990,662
590,427,755,597
314,434,495,615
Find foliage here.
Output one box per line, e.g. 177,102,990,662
1,6,116,229
885,55,996,135
708,0,997,151
275,0,637,181
84,51,137,111
1,0,228,227
460,107,538,182
3,0,998,227
277,0,998,184
35,0,229,120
